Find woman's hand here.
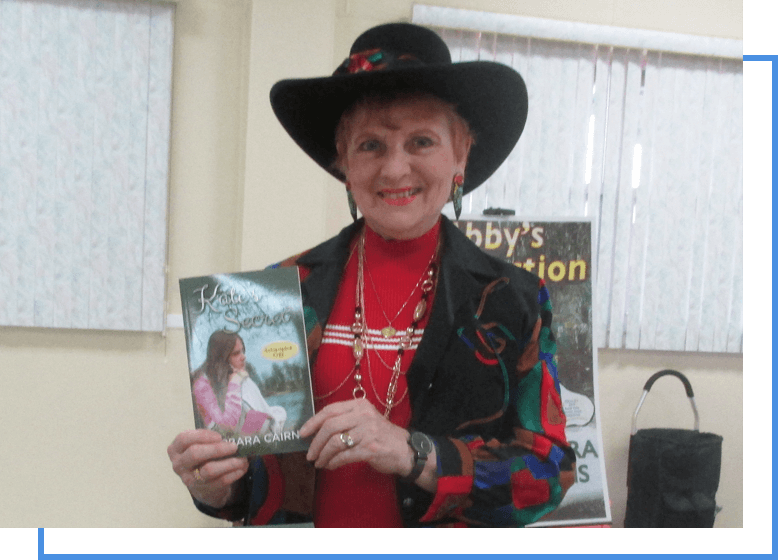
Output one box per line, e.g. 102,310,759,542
167,429,249,509
300,399,415,476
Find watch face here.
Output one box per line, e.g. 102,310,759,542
410,431,433,455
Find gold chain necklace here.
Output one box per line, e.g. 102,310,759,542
313,227,440,418
358,228,439,417
365,249,437,339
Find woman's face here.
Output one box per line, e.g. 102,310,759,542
342,97,467,240
228,338,246,372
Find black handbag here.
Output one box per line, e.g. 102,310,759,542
624,370,723,527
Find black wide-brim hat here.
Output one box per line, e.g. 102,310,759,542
270,23,528,196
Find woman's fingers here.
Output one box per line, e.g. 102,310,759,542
168,429,240,480
191,455,249,487
168,429,250,508
299,400,354,438
305,412,355,463
313,430,363,470
168,429,223,458
301,399,412,474
185,439,239,469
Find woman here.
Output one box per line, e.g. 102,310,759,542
191,331,249,433
192,331,284,437
169,23,575,527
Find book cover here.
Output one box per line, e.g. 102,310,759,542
179,267,314,456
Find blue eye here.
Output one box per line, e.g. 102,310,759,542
358,139,381,151
412,136,434,148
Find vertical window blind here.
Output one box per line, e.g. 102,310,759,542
0,0,174,331
414,6,743,353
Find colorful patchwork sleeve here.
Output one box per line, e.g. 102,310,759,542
420,280,576,527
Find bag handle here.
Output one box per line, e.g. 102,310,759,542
643,369,694,396
631,369,700,435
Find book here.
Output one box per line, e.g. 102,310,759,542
179,267,314,456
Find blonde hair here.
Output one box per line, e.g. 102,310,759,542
332,92,475,178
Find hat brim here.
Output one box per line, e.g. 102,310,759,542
270,61,527,196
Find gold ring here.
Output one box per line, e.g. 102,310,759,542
193,468,203,482
339,432,355,449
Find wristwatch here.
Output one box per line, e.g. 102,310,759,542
403,431,434,482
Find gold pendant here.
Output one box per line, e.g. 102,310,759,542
413,300,427,322
381,326,396,338
353,339,363,360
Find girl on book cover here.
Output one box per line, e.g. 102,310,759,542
192,331,286,436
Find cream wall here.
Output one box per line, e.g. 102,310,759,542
0,0,742,528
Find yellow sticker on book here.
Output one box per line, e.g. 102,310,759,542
262,341,299,361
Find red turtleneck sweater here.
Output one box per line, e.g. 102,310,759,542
311,220,440,527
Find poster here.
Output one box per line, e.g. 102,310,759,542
454,217,611,526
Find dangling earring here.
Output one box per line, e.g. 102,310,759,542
346,187,358,222
452,173,464,219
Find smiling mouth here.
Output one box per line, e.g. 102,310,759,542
379,187,422,201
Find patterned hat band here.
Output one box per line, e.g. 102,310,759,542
333,48,422,76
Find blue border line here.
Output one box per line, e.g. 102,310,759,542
743,51,778,546
766,51,776,560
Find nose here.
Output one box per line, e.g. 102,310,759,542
379,144,411,182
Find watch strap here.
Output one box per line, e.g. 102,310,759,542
402,431,432,483
404,452,427,482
